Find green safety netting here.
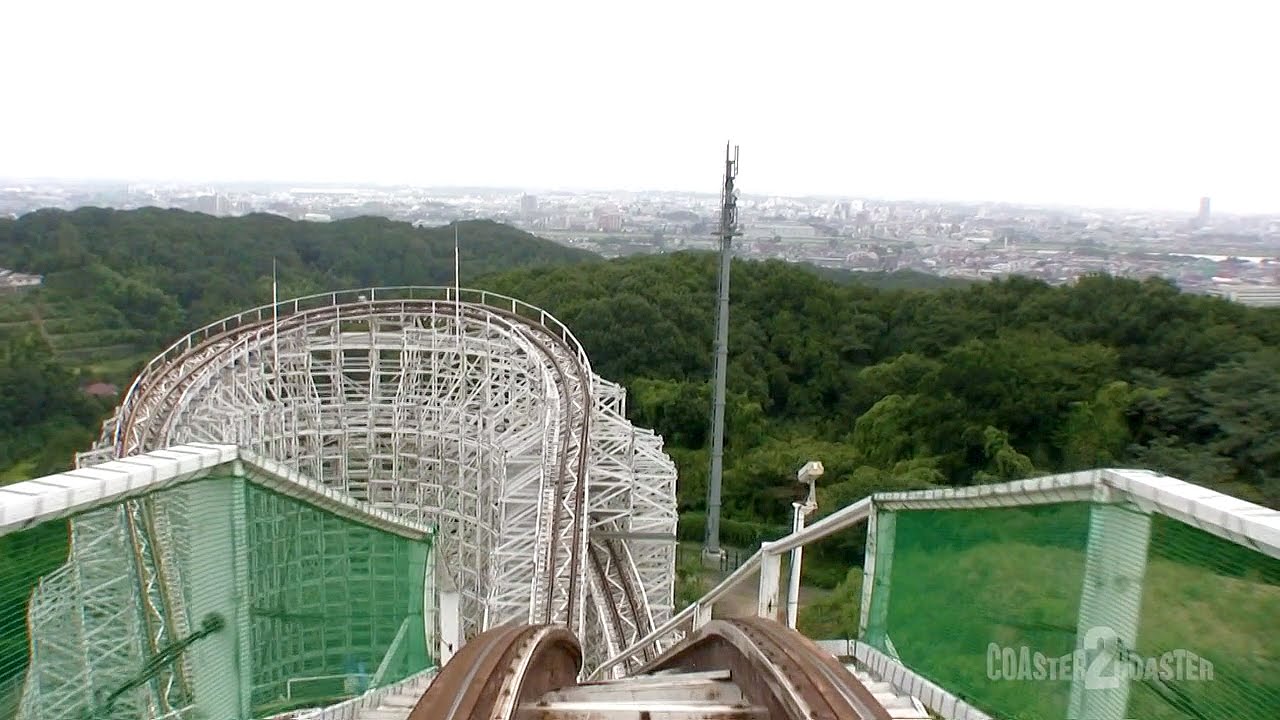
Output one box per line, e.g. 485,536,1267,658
1,474,433,720
863,502,1280,720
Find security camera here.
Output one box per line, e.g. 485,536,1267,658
797,461,824,485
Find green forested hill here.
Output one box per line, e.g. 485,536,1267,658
0,208,598,476
483,253,1280,525
0,207,598,350
0,209,1276,531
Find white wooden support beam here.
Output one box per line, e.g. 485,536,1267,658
693,601,713,630
1068,501,1152,720
756,550,782,620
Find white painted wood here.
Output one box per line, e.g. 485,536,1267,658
587,670,731,686
756,552,781,620
439,590,461,666
518,699,766,717
1068,502,1151,720
541,680,743,704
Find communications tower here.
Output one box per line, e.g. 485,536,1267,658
703,142,740,566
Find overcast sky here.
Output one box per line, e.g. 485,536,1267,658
2,0,1276,212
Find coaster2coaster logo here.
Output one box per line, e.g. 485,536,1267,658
986,626,1214,687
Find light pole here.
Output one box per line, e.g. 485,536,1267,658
786,460,823,629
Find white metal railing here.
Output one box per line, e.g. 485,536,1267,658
590,466,1280,710
107,286,596,452
588,496,874,679
0,443,432,541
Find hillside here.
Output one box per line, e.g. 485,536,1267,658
0,209,598,477
0,214,1277,554
481,253,1280,531
0,208,598,375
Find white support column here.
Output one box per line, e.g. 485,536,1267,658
860,509,895,650
423,538,437,666
402,536,430,677
693,601,713,630
439,591,462,666
433,545,464,667
1068,500,1152,720
785,503,807,629
184,477,253,719
757,550,782,620
857,502,879,639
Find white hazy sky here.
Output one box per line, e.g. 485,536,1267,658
2,0,1277,212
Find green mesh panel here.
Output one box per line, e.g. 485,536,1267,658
0,473,433,720
863,501,1280,720
1127,514,1280,719
0,521,69,719
241,482,431,714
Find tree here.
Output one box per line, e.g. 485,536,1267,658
973,427,1036,483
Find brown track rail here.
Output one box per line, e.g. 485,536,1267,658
425,619,892,719
640,617,894,720
409,624,581,720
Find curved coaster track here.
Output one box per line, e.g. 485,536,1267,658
67,287,677,687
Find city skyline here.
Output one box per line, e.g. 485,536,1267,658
2,1,1277,213
3,177,1277,308
0,174,1262,219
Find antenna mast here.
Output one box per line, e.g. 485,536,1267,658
272,257,280,400
454,223,464,524
703,142,740,566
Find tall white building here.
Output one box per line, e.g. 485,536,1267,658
1210,284,1280,307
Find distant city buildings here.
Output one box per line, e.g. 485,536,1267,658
1209,283,1280,307
1196,196,1212,228
0,180,1276,304
193,194,231,216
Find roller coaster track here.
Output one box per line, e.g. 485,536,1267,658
78,288,667,675
12,282,1272,720
411,618,895,719
50,287,897,718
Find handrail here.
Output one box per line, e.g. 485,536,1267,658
766,497,871,555
0,444,434,541
589,498,872,679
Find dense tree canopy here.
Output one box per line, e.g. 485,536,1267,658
484,255,1280,515
0,333,107,477
1,208,1276,536
0,208,598,478
0,207,598,344
3,209,1276,685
